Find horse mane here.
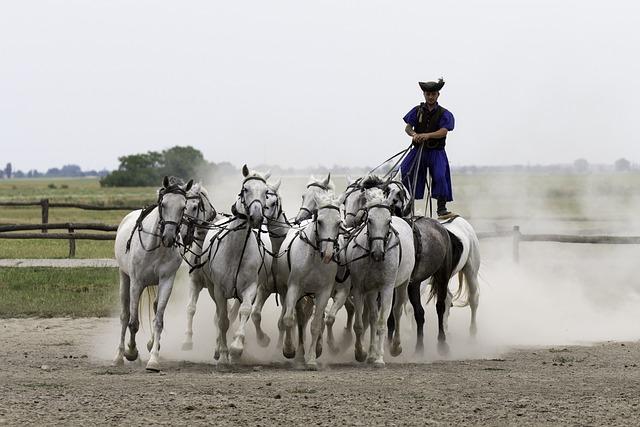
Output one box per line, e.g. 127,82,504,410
307,175,335,191
360,174,384,189
245,169,269,181
364,188,386,207
315,191,340,208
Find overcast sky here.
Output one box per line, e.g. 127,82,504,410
1,0,639,172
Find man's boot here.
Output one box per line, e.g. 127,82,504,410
437,198,451,218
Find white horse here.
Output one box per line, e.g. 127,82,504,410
276,192,342,368
112,176,194,371
251,179,290,349
198,165,272,365
384,173,481,336
345,188,415,367
294,174,356,354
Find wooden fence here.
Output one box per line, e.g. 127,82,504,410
480,226,640,262
0,199,142,233
0,223,117,258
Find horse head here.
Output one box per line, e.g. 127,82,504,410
312,192,342,264
264,179,282,222
295,173,333,224
158,176,193,248
239,164,269,229
364,188,393,262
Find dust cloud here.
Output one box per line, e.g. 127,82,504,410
92,172,640,366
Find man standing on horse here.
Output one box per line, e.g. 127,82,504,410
400,78,455,218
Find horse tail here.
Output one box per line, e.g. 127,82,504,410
452,271,470,308
137,286,157,334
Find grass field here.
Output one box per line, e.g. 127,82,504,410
0,267,119,317
1,173,639,317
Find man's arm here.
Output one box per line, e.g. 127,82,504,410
412,128,448,145
405,123,417,137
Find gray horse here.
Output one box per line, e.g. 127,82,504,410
344,188,415,366
112,176,193,371
275,192,342,368
343,174,454,354
197,165,272,365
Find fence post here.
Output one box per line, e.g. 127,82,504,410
68,223,76,258
512,225,520,263
41,198,49,233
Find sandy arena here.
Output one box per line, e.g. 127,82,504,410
0,317,639,425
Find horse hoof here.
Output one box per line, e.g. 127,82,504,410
355,349,367,363
111,357,124,367
437,341,450,356
181,341,193,351
306,360,319,371
389,344,403,357
145,359,161,372
373,360,385,369
229,343,244,360
257,334,271,348
283,347,296,359
124,348,139,362
213,350,220,361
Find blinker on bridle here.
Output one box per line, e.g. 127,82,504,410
157,184,189,237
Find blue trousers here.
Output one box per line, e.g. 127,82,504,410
400,147,453,201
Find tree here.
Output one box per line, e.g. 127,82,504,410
100,151,164,187
4,163,11,179
161,146,207,181
614,158,631,172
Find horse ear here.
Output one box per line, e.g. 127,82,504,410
163,176,169,188
242,164,249,177
391,169,401,181
264,170,271,180
272,179,281,192
185,179,194,192
322,173,331,188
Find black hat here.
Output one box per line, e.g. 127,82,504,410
418,78,445,92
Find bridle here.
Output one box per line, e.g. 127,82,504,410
297,182,330,221
157,184,189,239
365,203,394,251
182,191,217,247
343,180,366,224
384,180,409,213
311,205,341,251
238,175,267,221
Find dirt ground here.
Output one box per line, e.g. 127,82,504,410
0,317,638,426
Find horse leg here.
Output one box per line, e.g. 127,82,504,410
390,281,409,357
276,291,286,349
147,292,159,352
294,297,313,366
182,273,204,351
213,288,230,366
251,284,272,348
228,299,241,325
307,291,331,369
386,289,397,343
325,282,350,354
352,290,366,363
465,267,480,337
408,281,425,355
435,269,450,356
146,275,176,372
282,283,302,359
124,280,144,362
374,286,395,367
112,270,130,366
229,284,258,362
365,292,379,364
